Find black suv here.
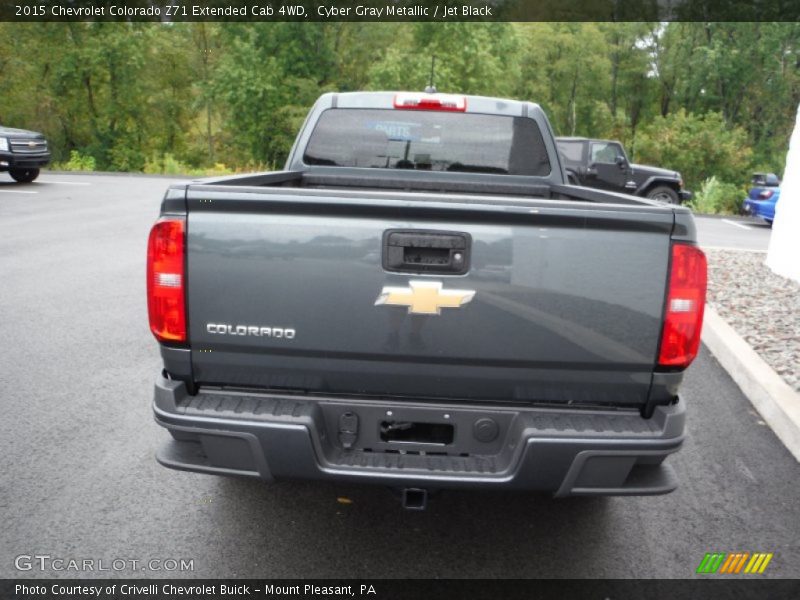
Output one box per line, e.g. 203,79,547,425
0,125,51,183
557,137,691,204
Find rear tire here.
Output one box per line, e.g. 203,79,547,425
9,168,40,183
646,185,680,204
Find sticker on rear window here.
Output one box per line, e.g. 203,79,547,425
367,120,421,141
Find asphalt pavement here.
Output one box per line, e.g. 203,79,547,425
1,172,798,579
694,214,772,252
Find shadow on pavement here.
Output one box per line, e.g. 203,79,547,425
208,477,614,577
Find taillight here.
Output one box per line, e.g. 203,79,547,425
393,93,467,112
657,243,707,368
147,217,186,343
758,189,774,199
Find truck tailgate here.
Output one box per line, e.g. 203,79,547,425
185,187,674,407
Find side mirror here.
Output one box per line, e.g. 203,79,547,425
615,155,627,168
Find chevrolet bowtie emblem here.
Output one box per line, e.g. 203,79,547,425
28,141,36,147
375,280,476,315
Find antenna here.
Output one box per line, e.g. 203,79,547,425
425,56,437,94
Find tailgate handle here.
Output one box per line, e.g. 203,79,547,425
382,230,470,275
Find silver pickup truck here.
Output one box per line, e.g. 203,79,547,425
148,91,707,509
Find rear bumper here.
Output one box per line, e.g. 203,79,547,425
742,199,776,221
153,375,686,497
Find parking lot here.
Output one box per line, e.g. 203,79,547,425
1,173,798,578
694,214,773,252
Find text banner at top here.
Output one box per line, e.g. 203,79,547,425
4,0,800,22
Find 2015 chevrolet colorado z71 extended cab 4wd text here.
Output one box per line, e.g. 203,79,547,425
148,92,707,508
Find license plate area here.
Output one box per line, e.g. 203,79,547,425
380,420,454,445
319,401,512,457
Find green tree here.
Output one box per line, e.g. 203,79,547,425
634,109,753,190
211,24,332,166
514,23,611,136
369,23,519,97
2,22,798,180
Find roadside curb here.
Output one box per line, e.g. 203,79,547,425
702,305,800,462
703,246,767,254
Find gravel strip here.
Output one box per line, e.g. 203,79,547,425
705,249,800,393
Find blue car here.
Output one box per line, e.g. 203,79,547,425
742,172,781,226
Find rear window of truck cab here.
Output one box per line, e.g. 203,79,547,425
303,108,551,176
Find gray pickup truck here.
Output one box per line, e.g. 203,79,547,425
148,91,707,508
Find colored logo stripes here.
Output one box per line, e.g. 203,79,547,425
696,552,773,574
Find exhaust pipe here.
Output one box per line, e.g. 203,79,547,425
401,488,428,511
